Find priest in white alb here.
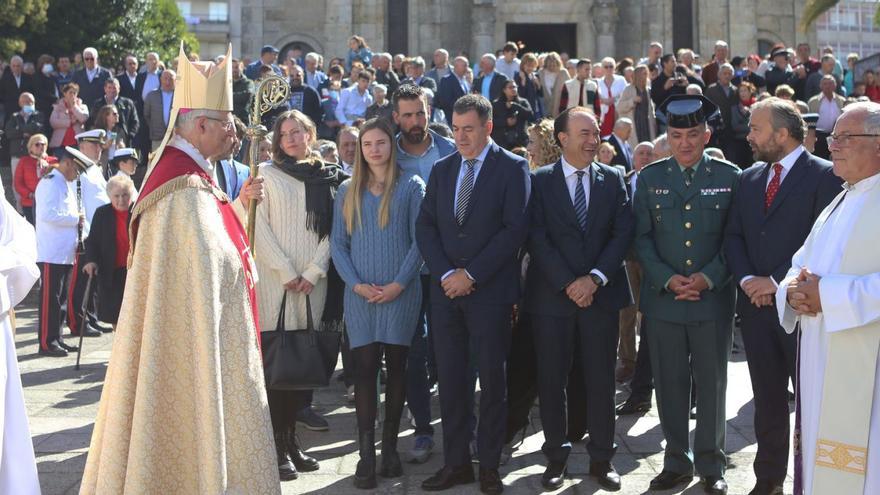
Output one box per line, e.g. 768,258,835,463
80,44,279,494
776,101,880,495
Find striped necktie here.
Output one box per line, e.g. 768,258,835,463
573,170,588,230
456,159,477,225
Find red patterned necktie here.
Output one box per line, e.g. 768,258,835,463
765,162,783,212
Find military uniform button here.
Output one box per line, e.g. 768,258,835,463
685,240,692,247
685,203,692,210
656,204,661,209
686,259,693,266
685,222,692,229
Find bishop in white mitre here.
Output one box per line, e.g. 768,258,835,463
776,102,880,495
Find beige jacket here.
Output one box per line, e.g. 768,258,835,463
616,84,657,148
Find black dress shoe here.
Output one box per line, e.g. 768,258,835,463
749,479,783,495
703,476,728,494
422,465,475,491
38,343,68,357
479,467,503,494
58,340,79,352
541,462,566,490
285,427,319,472
78,325,102,338
650,470,693,490
589,461,621,491
616,397,652,415
92,320,114,333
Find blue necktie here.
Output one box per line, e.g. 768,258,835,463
573,170,588,230
456,159,477,225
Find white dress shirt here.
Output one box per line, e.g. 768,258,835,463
35,172,79,265
80,163,109,236
560,156,608,284
142,70,160,101
335,85,373,125
817,97,842,133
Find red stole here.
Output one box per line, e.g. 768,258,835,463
134,146,261,339
599,79,616,137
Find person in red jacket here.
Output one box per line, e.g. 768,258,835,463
13,133,57,224
863,70,880,103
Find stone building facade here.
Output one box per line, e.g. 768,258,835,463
193,0,820,63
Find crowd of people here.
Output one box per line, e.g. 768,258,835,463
2,34,880,495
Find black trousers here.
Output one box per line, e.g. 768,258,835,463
37,262,71,351
67,252,98,335
505,312,588,444
740,306,797,484
432,299,512,469
533,305,619,464
629,320,655,400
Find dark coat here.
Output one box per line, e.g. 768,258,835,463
525,160,635,317
71,66,112,110
415,141,530,305
288,85,323,127
491,96,533,150
89,95,140,146
472,71,509,102
436,73,467,125
4,111,47,157
603,134,632,172
83,203,131,299
0,68,35,122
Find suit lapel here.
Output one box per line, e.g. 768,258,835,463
765,151,809,219
446,153,463,224
550,160,580,229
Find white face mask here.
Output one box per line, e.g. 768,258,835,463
42,64,54,75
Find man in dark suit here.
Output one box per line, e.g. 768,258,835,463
71,47,113,110
89,78,139,147
603,118,634,171
416,94,529,494
472,54,509,102
287,65,323,128
132,52,163,159
401,56,438,93
723,98,842,495
436,57,470,126
526,107,634,490
0,56,35,122
117,55,140,102
704,63,739,157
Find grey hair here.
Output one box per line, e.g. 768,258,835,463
175,109,227,131
10,55,23,64
83,47,98,59
720,63,735,73
411,56,426,69
715,40,729,49
305,52,319,63
380,52,393,62
435,48,449,58
614,117,633,129
481,53,497,64
372,84,387,95
106,174,136,196
752,97,806,143
842,101,880,134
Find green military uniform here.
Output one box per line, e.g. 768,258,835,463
634,146,740,477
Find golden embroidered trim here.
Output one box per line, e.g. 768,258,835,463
127,174,230,268
815,439,868,474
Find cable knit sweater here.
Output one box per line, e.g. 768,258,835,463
255,163,332,330
330,173,425,348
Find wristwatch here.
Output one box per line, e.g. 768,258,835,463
589,273,605,287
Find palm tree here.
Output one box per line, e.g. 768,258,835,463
802,0,880,29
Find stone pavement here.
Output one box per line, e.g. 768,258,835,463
14,288,795,495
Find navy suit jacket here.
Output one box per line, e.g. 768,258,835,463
415,141,530,305
472,71,509,102
723,150,842,316
604,134,632,172
525,160,635,317
436,73,466,125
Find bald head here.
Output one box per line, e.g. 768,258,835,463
633,142,655,171
828,101,880,184
652,134,671,160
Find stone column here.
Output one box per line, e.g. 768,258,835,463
471,0,496,59
591,0,619,59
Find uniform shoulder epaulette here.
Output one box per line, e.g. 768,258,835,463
707,157,740,170
640,158,668,171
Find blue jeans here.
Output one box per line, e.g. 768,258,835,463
406,275,435,437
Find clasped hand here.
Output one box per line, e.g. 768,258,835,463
442,269,474,299
786,268,822,316
668,273,709,301
566,276,598,308
284,277,314,295
354,282,404,304
742,276,777,308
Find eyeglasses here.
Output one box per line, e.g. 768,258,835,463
83,57,95,61
603,65,614,69
203,116,235,131
826,133,880,147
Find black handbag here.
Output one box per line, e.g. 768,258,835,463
261,292,341,391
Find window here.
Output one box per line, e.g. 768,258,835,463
176,1,191,18
209,2,228,22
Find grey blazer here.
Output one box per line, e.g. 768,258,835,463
143,88,172,142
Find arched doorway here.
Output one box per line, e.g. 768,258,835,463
280,41,316,66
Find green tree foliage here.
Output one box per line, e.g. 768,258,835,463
802,0,880,30
10,0,197,67
0,0,49,58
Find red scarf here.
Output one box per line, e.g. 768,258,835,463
740,96,756,107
